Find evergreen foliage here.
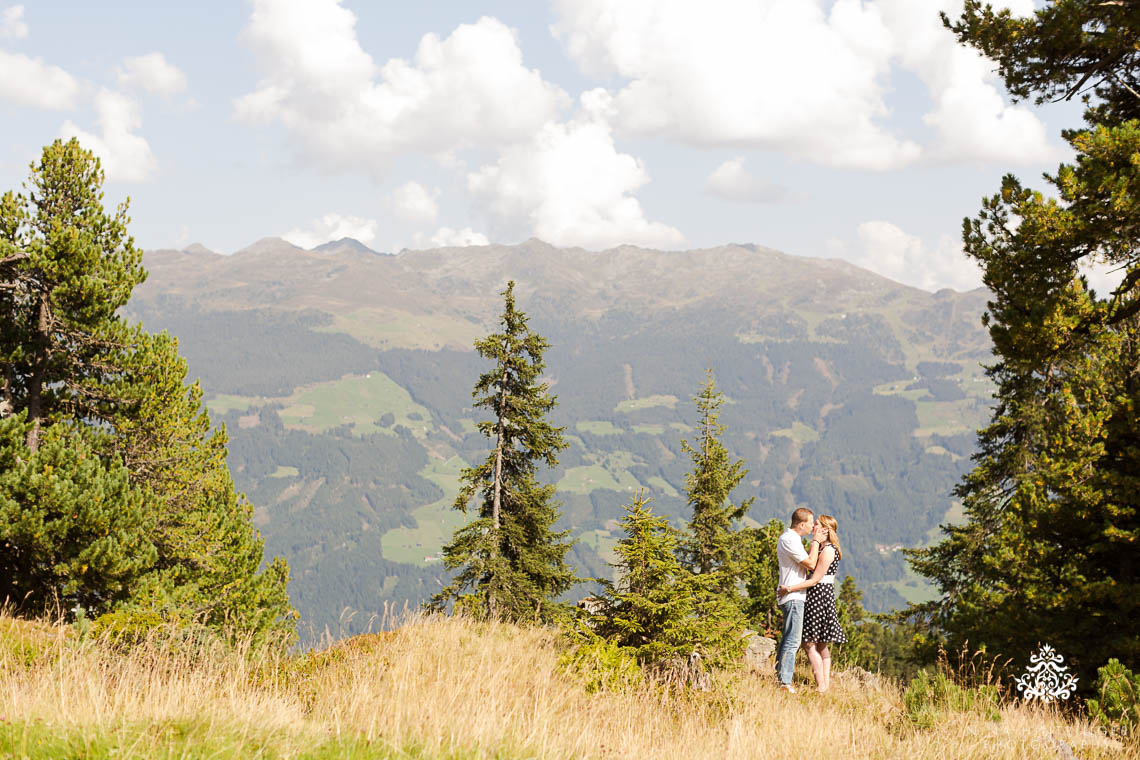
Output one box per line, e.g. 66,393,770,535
0,413,154,612
834,576,874,669
1088,659,1140,742
679,369,753,609
909,1,1140,689
0,138,144,451
741,518,784,636
0,140,293,639
429,281,576,623
105,331,294,640
585,491,746,672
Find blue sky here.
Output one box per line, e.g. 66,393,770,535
0,0,1090,291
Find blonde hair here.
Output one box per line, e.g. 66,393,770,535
818,515,842,560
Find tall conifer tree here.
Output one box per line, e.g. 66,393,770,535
429,281,576,623
908,1,1140,686
679,369,753,609
0,139,144,451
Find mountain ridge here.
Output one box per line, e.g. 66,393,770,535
126,238,995,628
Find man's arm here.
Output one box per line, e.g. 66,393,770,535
798,539,820,572
781,545,836,596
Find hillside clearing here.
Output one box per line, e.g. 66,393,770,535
0,613,1126,760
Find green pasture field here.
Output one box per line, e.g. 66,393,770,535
381,456,470,566
558,464,640,495
279,372,433,438
576,528,619,570
913,398,988,437
646,476,679,497
319,308,485,351
614,395,677,413
576,420,623,436
769,421,819,444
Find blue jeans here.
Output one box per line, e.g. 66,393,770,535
775,599,804,685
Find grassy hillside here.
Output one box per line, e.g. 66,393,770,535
0,613,1127,760
127,240,997,632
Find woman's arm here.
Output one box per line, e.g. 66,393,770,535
778,546,834,596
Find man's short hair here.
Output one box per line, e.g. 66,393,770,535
791,507,814,527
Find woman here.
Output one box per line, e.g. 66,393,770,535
777,514,846,693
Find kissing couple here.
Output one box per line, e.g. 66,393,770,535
774,508,847,693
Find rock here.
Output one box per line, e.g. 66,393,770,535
576,596,604,615
742,630,777,672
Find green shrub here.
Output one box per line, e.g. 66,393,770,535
558,636,644,694
1087,659,1140,742
903,669,1001,729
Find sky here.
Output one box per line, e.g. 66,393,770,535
0,0,1099,292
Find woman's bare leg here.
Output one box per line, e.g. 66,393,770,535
819,644,831,693
805,642,824,689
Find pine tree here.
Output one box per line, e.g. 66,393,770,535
103,331,294,640
679,369,753,608
0,413,155,613
0,140,293,637
907,1,1140,688
588,491,745,673
0,139,144,452
429,281,576,623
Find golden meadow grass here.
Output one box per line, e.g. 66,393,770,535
0,611,1129,759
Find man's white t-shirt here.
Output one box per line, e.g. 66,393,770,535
776,528,810,604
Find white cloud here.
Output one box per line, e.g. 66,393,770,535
1,5,28,38
875,0,1057,165
705,157,796,203
389,181,439,224
283,212,377,249
235,1,568,174
116,52,188,96
0,49,79,109
60,89,157,182
551,0,920,170
551,0,1055,168
467,108,684,250
1080,259,1128,298
850,220,982,291
420,226,490,248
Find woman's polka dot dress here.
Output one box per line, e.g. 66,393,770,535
801,545,847,644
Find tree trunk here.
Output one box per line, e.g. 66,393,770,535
489,365,509,619
491,367,508,532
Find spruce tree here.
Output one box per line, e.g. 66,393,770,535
429,281,576,623
679,369,753,608
588,491,745,672
907,1,1140,687
742,518,786,635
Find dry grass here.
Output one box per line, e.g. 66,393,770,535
0,611,1129,759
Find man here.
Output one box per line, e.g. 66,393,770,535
774,507,826,692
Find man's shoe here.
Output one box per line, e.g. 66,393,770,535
778,684,796,694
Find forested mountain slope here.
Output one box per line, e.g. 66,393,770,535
127,238,993,633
